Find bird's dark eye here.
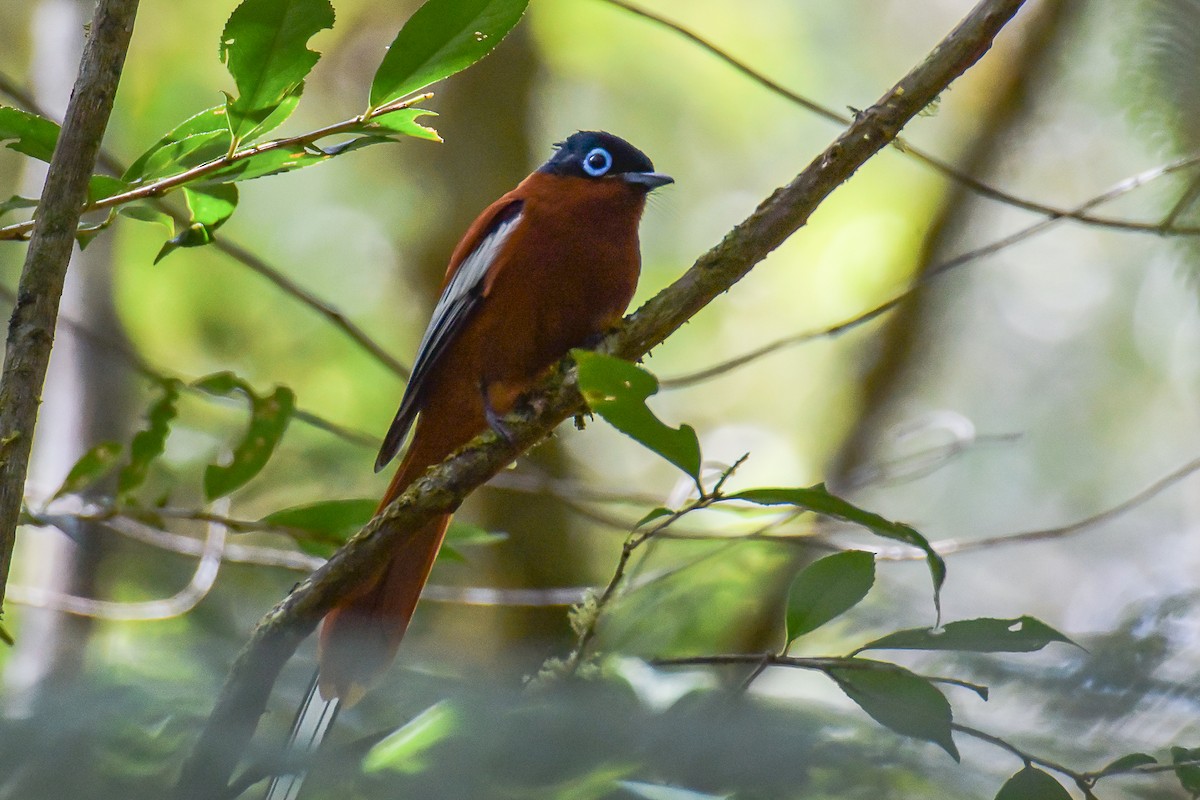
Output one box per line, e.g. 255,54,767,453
582,147,613,177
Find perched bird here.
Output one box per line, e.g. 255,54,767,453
317,130,673,703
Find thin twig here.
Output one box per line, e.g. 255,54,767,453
598,0,1200,238
661,153,1200,389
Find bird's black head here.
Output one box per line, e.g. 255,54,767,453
538,131,673,191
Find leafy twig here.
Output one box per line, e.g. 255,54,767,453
0,93,432,243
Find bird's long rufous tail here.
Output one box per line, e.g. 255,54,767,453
316,455,451,704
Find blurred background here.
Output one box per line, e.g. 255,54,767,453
2,0,1200,797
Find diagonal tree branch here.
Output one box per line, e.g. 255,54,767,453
0,0,140,612
174,1,1029,795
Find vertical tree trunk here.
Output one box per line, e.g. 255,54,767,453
3,0,136,713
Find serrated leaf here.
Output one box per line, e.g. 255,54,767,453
827,660,958,760
363,701,459,774
857,616,1078,655
785,550,874,642
731,484,945,617
1099,752,1156,775
1173,746,1200,796
52,441,124,500
123,107,231,182
117,382,180,498
0,106,60,162
204,385,295,501
369,0,528,108
359,108,442,142
994,766,1071,800
155,184,238,263
573,350,701,485
219,0,334,143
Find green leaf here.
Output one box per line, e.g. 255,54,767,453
369,0,528,108
117,381,180,498
357,108,442,142
262,498,376,537
123,106,232,182
635,506,673,528
617,781,731,800
1173,746,1200,797
87,174,126,205
201,143,328,183
731,484,945,617
0,195,38,221
857,616,1078,655
785,550,874,642
1098,753,1156,775
118,202,174,234
363,701,459,774
52,441,124,500
219,0,334,143
198,378,295,501
827,660,958,760
0,622,12,646
994,766,1071,800
573,350,702,485
155,184,238,263
0,105,60,162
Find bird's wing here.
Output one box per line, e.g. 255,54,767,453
375,198,525,470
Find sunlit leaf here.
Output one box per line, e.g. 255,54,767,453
155,184,238,263
123,107,231,182
369,0,528,108
195,375,295,501
52,441,123,500
358,108,442,142
200,143,328,183
1173,745,1200,796
0,105,60,162
994,766,1071,800
731,484,945,617
785,550,874,642
117,381,181,498
363,701,459,774
573,350,702,485
219,0,334,143
827,660,958,760
1098,752,1156,775
857,616,1078,655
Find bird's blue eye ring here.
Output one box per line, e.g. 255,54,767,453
582,147,613,177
